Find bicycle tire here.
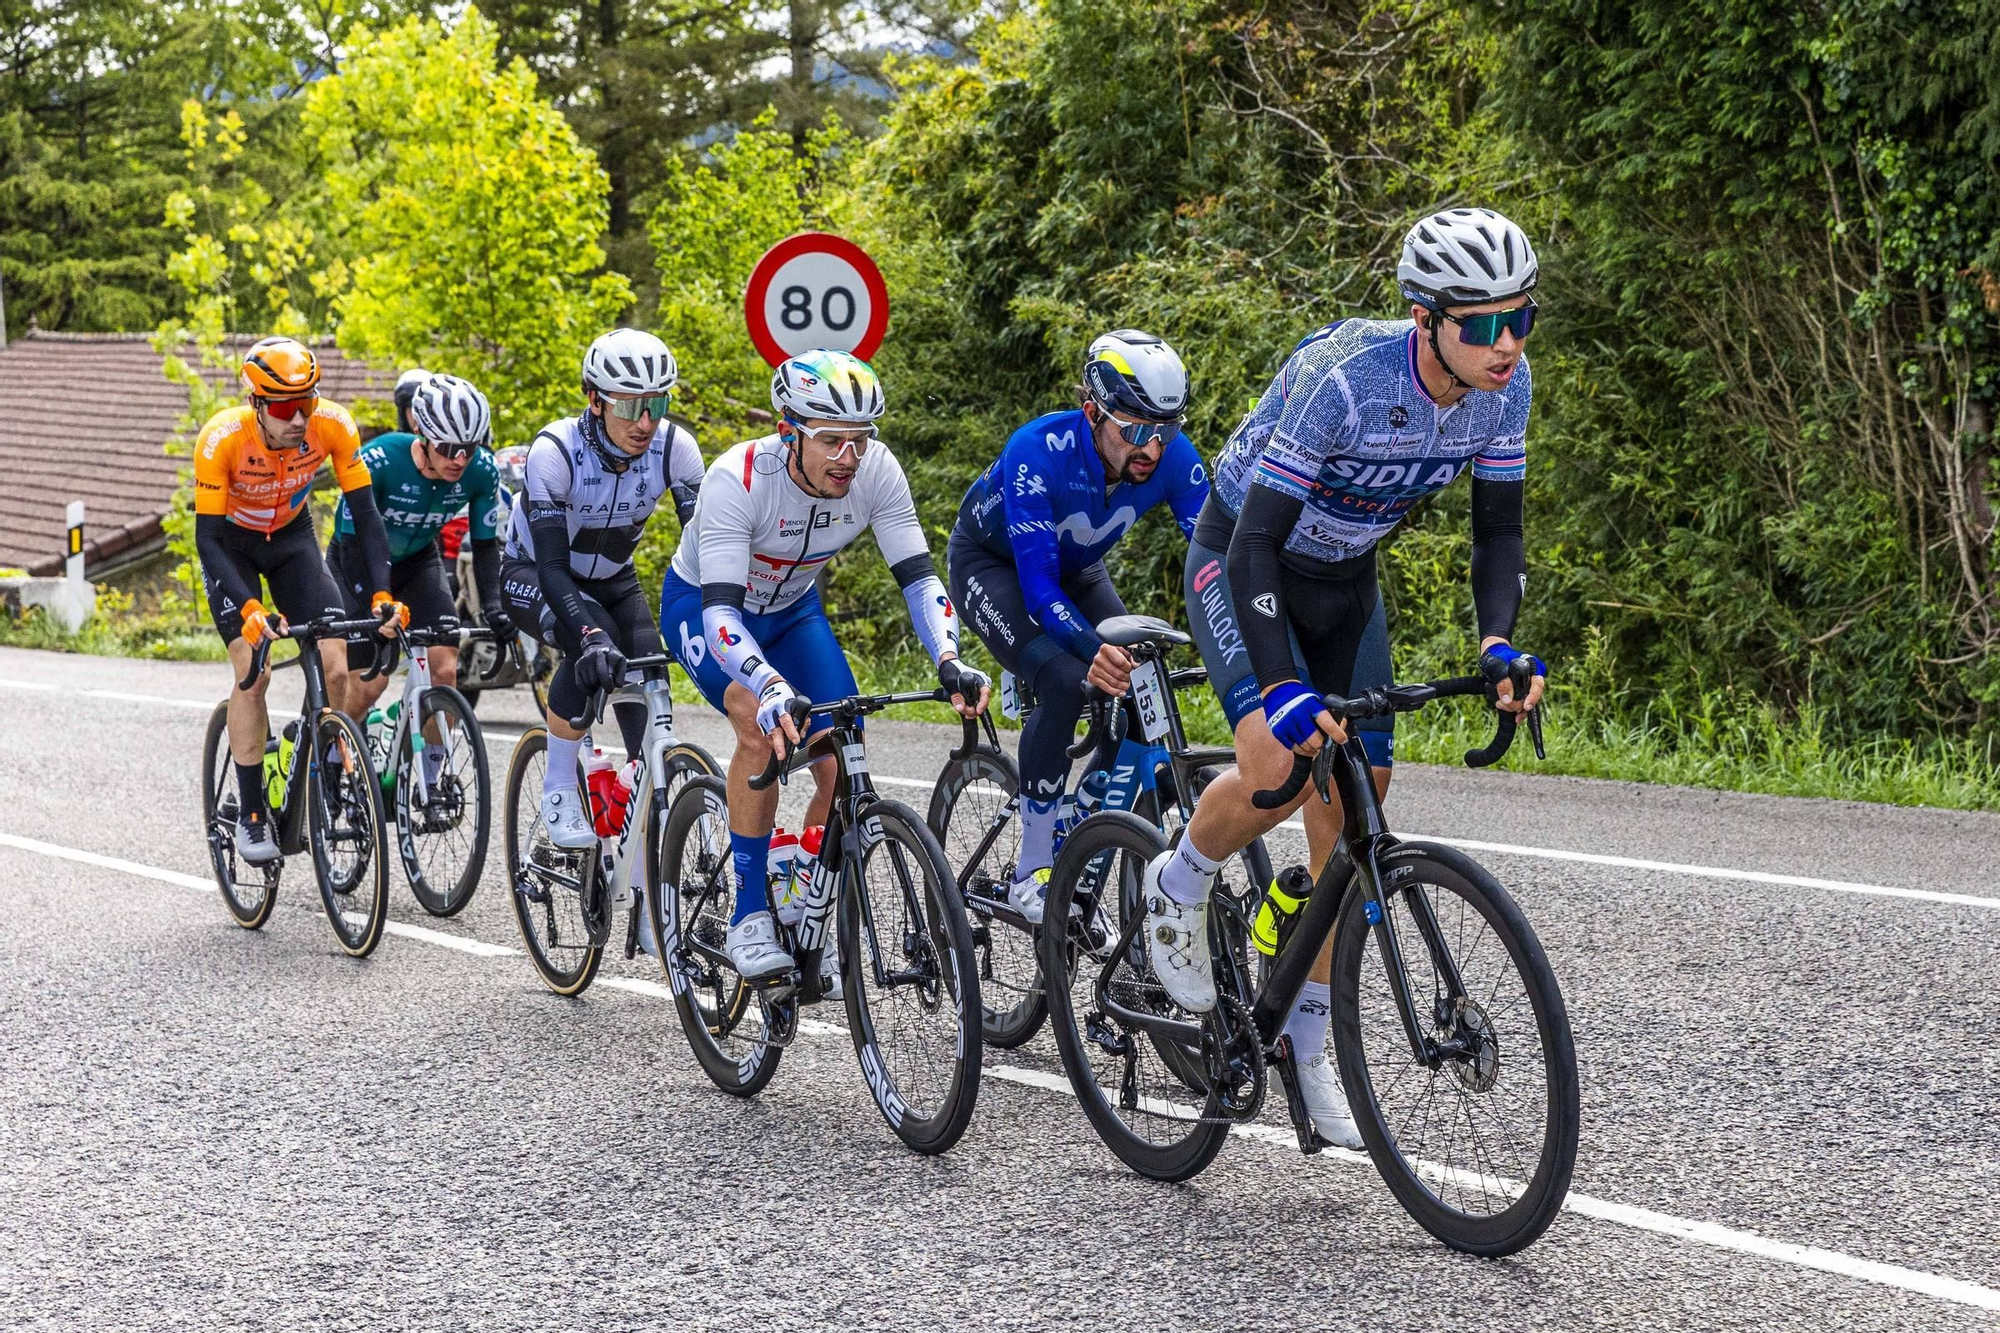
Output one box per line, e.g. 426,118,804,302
1041,811,1230,1182
927,746,1045,1049
1332,840,1580,1256
654,776,783,1096
502,727,604,995
309,710,390,957
395,686,490,917
202,701,278,930
841,799,982,1154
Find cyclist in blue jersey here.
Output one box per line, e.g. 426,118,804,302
948,330,1209,925
1149,208,1550,1149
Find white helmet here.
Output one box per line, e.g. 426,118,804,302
1081,329,1189,419
582,328,678,396
771,349,884,424
1397,208,1538,308
408,373,491,446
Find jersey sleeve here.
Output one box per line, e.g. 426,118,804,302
1254,350,1356,502
667,426,705,489
319,402,372,491
692,453,755,602
191,415,235,518
997,428,1098,660
864,446,931,571
467,452,502,543
1470,355,1530,482
521,433,573,514
863,447,959,663
1161,433,1210,537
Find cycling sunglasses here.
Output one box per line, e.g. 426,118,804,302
423,437,478,461
1097,405,1181,447
788,419,878,460
1438,299,1538,347
256,394,318,421
601,392,671,422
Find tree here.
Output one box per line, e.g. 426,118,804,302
306,8,635,446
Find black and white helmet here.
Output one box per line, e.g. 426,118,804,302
408,373,492,446
1397,208,1538,308
770,349,885,424
1081,329,1190,420
582,328,678,396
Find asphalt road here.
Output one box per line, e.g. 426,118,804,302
1,644,1996,1331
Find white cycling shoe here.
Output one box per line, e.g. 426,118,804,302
727,910,796,980
234,810,282,865
1008,867,1051,926
1143,851,1215,1013
539,787,596,850
1295,1051,1364,1149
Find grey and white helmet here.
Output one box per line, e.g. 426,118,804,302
582,328,679,396
770,349,885,424
1082,329,1190,420
1397,208,1538,308
408,373,492,446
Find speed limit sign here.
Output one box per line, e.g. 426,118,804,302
743,232,890,368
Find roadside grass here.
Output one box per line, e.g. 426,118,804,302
11,602,1996,813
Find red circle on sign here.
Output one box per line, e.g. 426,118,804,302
743,232,890,368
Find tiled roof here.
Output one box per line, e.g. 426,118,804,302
0,331,393,576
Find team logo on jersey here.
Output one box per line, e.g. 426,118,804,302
1045,429,1076,453
678,620,706,667
1252,593,1278,618
1389,404,1410,429
716,625,743,648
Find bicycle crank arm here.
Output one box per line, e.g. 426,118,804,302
1270,1035,1323,1155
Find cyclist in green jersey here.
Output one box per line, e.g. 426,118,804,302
327,373,510,720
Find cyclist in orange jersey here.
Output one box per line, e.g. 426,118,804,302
192,336,405,865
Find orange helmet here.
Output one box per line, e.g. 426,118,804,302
241,337,321,397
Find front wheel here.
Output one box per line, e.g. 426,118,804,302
394,686,490,917
1333,841,1580,1256
927,746,1044,1049
308,710,390,957
842,800,982,1155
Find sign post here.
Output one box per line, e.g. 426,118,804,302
743,232,890,368
66,501,84,585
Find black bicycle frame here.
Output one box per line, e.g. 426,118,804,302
239,614,391,856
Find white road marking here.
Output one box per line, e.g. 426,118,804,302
3,829,1998,1312
11,674,2000,911
0,678,213,712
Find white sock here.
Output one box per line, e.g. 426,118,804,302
1015,797,1061,880
1284,980,1332,1059
544,735,582,798
1157,836,1220,906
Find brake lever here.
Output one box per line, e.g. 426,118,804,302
237,639,273,692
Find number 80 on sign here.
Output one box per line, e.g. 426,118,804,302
743,232,891,368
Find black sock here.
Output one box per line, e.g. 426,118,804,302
236,762,267,820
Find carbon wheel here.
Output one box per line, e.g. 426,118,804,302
308,710,390,957
202,701,278,930
503,727,605,995
927,746,1044,1049
394,686,490,917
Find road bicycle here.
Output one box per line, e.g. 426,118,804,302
501,652,718,994
360,618,492,917
200,614,395,957
929,615,1273,1048
1040,631,1580,1256
654,690,983,1155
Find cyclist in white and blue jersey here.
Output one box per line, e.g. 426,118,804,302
1151,208,1551,1149
948,331,1209,924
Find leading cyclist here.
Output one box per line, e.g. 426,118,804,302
948,330,1208,925
500,328,705,848
1150,208,1549,1147
661,349,989,984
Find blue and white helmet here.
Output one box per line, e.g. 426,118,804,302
408,373,491,446
1397,208,1538,308
771,349,884,425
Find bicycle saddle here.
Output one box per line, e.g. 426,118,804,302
1096,614,1193,648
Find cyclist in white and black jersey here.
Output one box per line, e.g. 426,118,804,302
1149,208,1551,1150
661,349,990,981
500,327,705,848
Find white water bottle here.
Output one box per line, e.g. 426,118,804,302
768,828,803,924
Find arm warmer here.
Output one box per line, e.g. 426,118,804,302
890,552,959,664
1469,476,1526,641
526,500,604,640
1000,446,1100,662
1225,482,1310,693
471,537,503,614
194,516,259,612
340,485,393,598
700,584,783,698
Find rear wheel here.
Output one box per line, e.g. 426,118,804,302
927,746,1044,1049
1041,811,1230,1181
1334,842,1580,1256
394,686,490,917
202,701,278,930
308,710,390,957
503,727,605,995
842,800,982,1154
654,776,783,1096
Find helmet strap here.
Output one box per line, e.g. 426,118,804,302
1422,310,1474,399
580,400,634,473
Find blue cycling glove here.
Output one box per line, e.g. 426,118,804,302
1261,680,1326,749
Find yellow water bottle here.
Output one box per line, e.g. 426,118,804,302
1252,865,1316,957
